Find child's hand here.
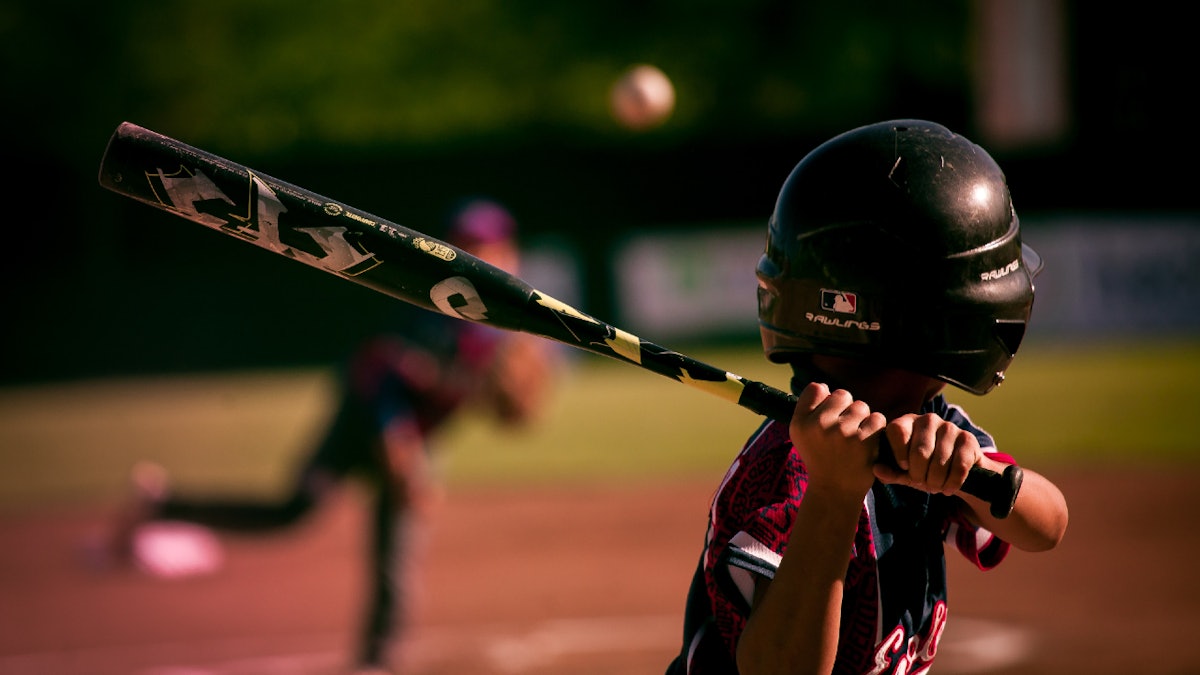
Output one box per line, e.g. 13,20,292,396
875,414,982,496
790,382,887,498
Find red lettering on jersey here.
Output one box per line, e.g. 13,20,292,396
866,601,948,674
866,626,904,675
919,601,948,661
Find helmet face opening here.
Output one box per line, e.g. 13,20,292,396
756,120,1040,395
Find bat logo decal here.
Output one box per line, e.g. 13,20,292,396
533,292,642,363
149,166,379,276
430,276,489,321
676,368,745,404
413,237,457,261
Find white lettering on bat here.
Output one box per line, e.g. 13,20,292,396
155,168,375,274
430,276,490,321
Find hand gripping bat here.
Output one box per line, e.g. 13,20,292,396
97,122,1023,518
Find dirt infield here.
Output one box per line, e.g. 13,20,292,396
0,468,1194,674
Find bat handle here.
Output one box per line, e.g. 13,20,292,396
737,380,1022,519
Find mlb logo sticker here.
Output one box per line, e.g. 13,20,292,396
820,289,857,314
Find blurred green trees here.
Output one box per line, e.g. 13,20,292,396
4,1,971,159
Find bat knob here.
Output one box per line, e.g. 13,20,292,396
962,463,1024,519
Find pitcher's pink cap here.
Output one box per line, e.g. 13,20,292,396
448,199,516,246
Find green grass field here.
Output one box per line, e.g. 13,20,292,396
1,338,1197,511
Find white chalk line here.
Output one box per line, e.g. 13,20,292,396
483,614,680,672
0,614,1033,674
934,616,1036,673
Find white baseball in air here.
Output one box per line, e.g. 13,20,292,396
610,64,676,131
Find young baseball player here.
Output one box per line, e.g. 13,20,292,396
665,120,1069,674
111,198,559,673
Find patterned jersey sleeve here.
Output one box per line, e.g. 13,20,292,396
703,420,806,655
932,396,1015,570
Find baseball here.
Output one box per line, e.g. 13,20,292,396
610,64,675,131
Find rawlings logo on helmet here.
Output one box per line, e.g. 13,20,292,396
804,313,881,331
980,258,1021,281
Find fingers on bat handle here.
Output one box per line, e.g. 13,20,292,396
877,437,1022,518
739,383,1022,518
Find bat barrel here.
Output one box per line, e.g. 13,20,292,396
99,122,545,332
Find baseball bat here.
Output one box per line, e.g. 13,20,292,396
97,121,1023,518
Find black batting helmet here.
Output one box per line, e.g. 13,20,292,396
756,119,1043,395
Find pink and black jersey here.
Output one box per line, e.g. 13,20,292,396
349,310,509,434
666,394,1014,675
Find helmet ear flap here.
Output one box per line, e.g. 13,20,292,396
993,319,1027,360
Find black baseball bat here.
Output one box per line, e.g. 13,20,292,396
97,121,1022,518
